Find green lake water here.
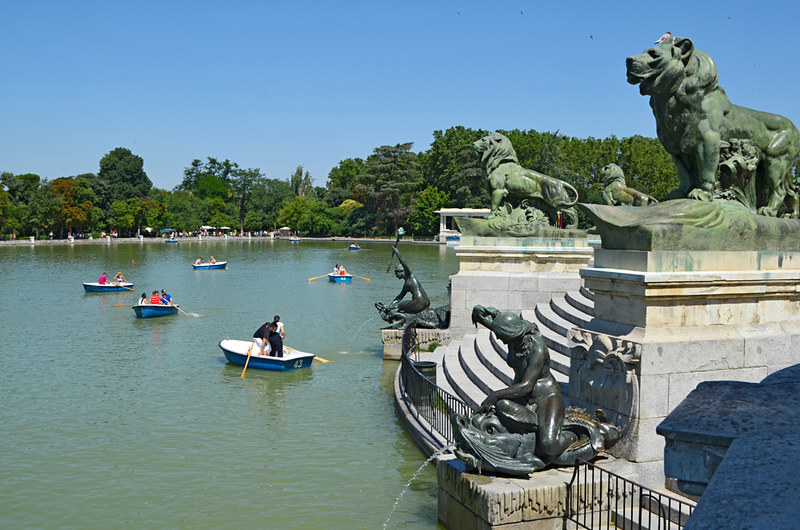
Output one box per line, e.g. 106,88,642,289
0,239,459,528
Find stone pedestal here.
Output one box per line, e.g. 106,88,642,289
568,249,800,466
449,236,594,335
437,457,573,529
381,328,453,360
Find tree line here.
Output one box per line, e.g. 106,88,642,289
3,126,724,239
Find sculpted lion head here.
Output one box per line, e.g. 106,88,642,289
626,36,719,98
473,132,519,175
600,163,626,187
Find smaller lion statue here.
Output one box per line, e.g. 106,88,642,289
600,163,658,206
473,132,580,228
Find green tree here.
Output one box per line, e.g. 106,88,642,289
289,165,314,197
178,158,238,200
277,195,313,230
98,148,152,207
359,142,423,234
26,182,62,238
297,201,343,236
1,172,40,205
233,168,263,232
324,158,366,207
407,186,451,236
422,127,488,207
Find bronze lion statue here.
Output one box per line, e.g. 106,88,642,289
626,36,800,218
600,163,658,206
473,132,579,228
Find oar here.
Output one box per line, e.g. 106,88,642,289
165,299,191,317
308,274,329,282
113,304,130,307
351,274,371,282
241,342,255,377
285,346,332,363
113,282,135,292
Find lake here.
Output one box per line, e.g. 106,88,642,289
0,238,459,528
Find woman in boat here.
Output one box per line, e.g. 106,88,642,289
273,315,285,340
339,265,347,275
113,271,126,284
210,256,216,264
333,264,340,274
138,293,148,305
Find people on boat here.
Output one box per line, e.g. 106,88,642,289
98,272,108,285
273,315,285,340
195,258,202,265
149,290,162,304
160,289,172,305
339,265,347,275
138,293,148,305
333,264,341,275
253,320,271,355
210,256,216,264
267,321,284,358
113,272,126,284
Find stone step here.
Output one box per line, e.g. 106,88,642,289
565,289,594,316
579,285,595,302
441,335,487,410
551,295,593,328
535,301,574,337
474,330,513,386
435,340,461,399
459,335,508,397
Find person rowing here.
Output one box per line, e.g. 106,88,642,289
113,271,127,284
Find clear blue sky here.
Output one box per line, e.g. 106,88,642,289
2,1,799,190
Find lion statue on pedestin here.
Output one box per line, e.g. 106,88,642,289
626,36,800,218
473,132,579,228
600,163,658,206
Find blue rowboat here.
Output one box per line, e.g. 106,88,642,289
132,304,179,318
349,244,360,250
218,339,314,372
289,238,300,243
192,261,227,270
83,282,134,292
328,273,352,283
165,239,178,244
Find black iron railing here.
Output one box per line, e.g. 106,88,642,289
399,323,473,445
565,460,694,529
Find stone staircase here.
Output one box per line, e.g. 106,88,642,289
438,287,595,410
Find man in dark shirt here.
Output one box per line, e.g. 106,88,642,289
267,321,283,358
253,321,270,355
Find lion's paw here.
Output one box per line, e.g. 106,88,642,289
687,188,713,202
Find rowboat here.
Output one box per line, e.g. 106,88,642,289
165,239,178,244
83,282,134,292
132,304,179,318
218,339,315,371
328,273,352,283
349,244,360,250
192,261,227,270
289,237,300,243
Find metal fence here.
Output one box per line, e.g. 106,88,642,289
399,323,473,445
565,460,694,529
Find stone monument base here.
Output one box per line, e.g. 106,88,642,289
449,236,595,335
569,249,800,465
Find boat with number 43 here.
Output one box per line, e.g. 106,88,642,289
83,282,134,292
193,261,227,270
218,339,315,371
132,304,179,318
328,273,352,283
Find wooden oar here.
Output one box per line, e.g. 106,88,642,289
241,342,255,377
285,346,332,363
113,304,129,307
163,298,191,317
308,274,330,282
351,274,371,282
112,281,135,292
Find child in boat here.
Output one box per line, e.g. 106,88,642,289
149,291,162,304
